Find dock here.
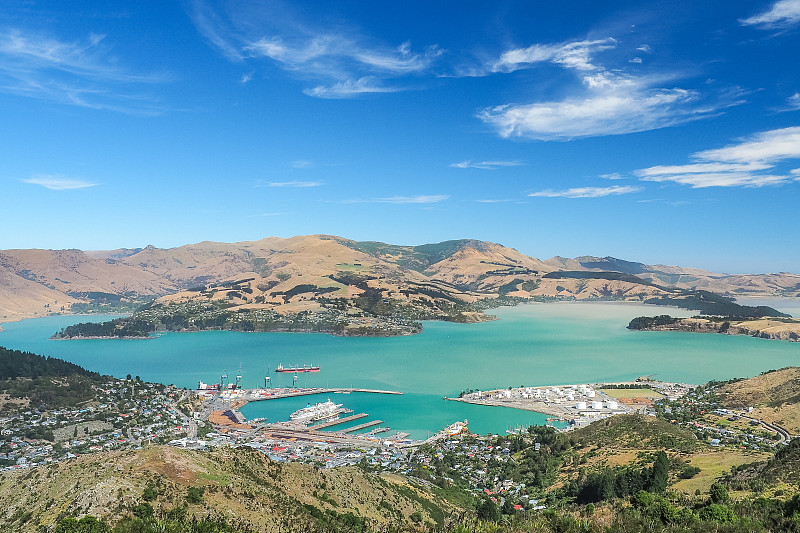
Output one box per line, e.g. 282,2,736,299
312,413,367,430
342,420,383,433
203,387,403,403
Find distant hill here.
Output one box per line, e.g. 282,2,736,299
2,235,797,327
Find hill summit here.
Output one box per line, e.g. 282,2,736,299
2,235,797,335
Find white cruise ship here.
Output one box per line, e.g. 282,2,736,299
289,399,342,423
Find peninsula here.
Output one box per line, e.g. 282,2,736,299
628,315,800,342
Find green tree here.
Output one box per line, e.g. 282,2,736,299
699,503,738,523
709,482,729,504
186,486,204,504
477,498,500,521
648,451,669,493
142,484,158,502
55,516,109,533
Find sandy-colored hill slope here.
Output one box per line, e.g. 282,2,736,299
543,255,800,297
424,240,553,289
718,368,800,434
0,445,453,532
1,249,173,296
0,264,80,321
2,234,798,324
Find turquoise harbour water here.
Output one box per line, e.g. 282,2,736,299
1,302,799,439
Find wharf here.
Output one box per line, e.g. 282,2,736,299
206,387,402,402
342,420,383,433
313,413,367,430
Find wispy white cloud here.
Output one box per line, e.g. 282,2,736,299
186,2,440,98
264,180,323,188
186,0,245,62
637,162,772,177
290,160,314,169
529,185,641,198
599,173,625,180
786,92,800,110
303,76,400,98
245,36,439,77
22,174,97,190
636,44,653,53
245,212,287,218
0,29,166,113
479,81,716,140
693,127,800,164
376,195,449,204
240,72,253,84
741,0,800,28
491,38,616,74
450,160,523,170
636,126,800,187
341,195,449,204
477,38,735,141
641,172,788,188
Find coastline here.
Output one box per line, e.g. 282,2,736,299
444,396,574,419
630,316,800,342
8,297,799,341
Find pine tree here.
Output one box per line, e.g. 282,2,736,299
648,451,669,493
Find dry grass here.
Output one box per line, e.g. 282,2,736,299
672,449,770,494
718,368,800,433
0,445,451,532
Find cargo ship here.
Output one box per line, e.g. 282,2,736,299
275,363,320,373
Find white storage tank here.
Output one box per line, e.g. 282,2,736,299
606,400,619,410
591,401,604,410
575,401,587,410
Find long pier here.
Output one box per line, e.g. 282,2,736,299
342,420,383,433
205,387,403,403
312,413,368,430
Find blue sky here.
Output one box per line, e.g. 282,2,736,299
1,0,799,273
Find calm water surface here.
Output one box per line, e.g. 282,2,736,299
1,302,798,439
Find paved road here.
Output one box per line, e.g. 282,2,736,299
743,415,791,443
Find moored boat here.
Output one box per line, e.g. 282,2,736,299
289,399,343,423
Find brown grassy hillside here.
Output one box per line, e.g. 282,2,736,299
0,445,455,532
3,234,798,324
719,368,800,433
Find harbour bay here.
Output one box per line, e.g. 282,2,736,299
1,302,798,439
